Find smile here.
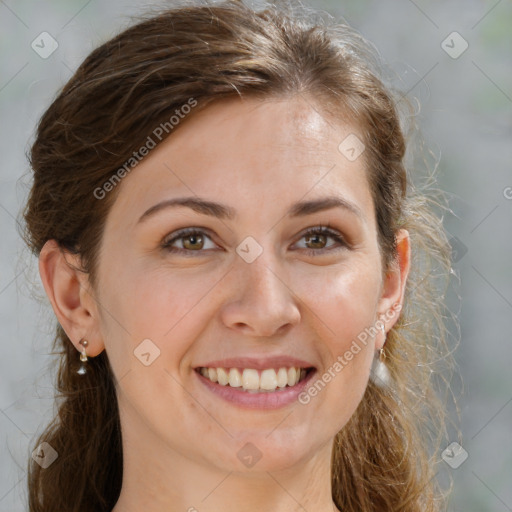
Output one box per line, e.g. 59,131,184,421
195,366,313,393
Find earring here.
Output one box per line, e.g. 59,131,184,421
77,339,89,375
370,324,391,388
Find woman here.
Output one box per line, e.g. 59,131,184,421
22,1,455,510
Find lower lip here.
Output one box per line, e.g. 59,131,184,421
194,369,317,410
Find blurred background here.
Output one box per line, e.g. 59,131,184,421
0,0,510,510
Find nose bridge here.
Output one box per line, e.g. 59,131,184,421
221,242,300,336
244,254,285,300
235,230,282,291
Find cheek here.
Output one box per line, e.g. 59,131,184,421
97,265,218,433
296,260,381,344
99,262,225,371
294,262,380,413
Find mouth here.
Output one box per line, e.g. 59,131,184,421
194,366,316,393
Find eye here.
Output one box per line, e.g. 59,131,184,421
161,227,217,256
293,224,348,256
161,224,348,257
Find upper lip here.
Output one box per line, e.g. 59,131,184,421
194,356,316,371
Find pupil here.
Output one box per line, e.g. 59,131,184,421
184,234,202,249
306,234,325,248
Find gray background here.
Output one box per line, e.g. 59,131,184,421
1,0,511,510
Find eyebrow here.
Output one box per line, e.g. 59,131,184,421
137,195,365,224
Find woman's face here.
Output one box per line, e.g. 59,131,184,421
89,95,406,475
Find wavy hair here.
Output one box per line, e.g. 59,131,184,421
21,1,458,510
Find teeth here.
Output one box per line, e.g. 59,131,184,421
242,369,260,390
260,369,278,390
276,367,288,388
198,366,310,392
217,367,229,386
228,368,242,387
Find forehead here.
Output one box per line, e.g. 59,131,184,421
105,95,374,231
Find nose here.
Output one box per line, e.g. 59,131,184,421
219,254,301,337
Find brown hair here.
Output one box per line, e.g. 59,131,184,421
21,1,457,510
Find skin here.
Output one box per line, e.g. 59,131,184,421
39,95,410,512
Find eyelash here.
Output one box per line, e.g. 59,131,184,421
161,224,348,257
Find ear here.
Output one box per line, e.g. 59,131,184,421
376,229,411,349
38,239,104,357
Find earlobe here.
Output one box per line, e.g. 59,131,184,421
38,239,104,356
